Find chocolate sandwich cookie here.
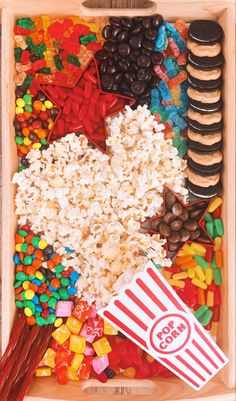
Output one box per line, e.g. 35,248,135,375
187,64,221,81
187,148,223,175
187,129,222,152
189,98,223,114
187,87,221,104
188,118,223,134
187,40,221,57
188,20,223,45
188,74,222,91
186,167,222,197
187,53,224,70
188,109,222,125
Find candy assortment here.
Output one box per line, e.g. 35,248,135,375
0,12,226,393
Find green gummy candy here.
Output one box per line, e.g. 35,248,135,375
206,222,214,237
194,304,208,320
14,47,22,62
214,218,224,236
201,309,213,326
204,212,213,223
193,255,208,269
16,17,34,30
214,268,222,285
177,139,187,157
172,132,180,148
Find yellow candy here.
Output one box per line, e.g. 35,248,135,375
207,290,214,307
16,98,25,107
42,348,56,368
36,271,44,280
54,318,63,328
66,316,83,335
92,337,112,357
190,243,206,257
35,367,52,377
162,270,172,280
52,324,71,345
23,137,32,146
172,272,188,280
32,143,42,150
192,278,207,289
24,307,32,317
167,279,185,288
103,320,118,335
195,265,205,281
25,289,35,300
22,281,30,290
67,366,79,381
205,267,213,285
69,335,86,354
211,321,218,337
44,100,53,109
15,243,22,252
15,106,24,114
214,237,222,251
181,243,195,256
187,267,195,278
208,197,223,213
38,239,48,250
42,14,50,30
41,105,46,111
48,122,54,130
71,353,84,370
123,367,136,378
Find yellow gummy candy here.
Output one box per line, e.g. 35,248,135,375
208,197,223,213
167,279,185,288
192,278,207,289
190,243,206,256
195,265,205,282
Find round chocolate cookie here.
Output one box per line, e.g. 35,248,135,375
188,74,222,91
187,52,224,70
188,20,223,45
188,138,222,152
187,156,223,176
187,179,222,198
189,98,223,114
188,118,223,134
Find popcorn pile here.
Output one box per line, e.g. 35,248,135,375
13,106,187,307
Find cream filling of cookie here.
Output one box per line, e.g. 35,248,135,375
187,40,221,57
187,64,221,80
188,109,222,124
186,167,220,187
187,87,221,103
187,129,222,145
188,149,223,165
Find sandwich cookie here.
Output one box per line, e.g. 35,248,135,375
187,87,221,104
187,41,221,57
187,129,222,152
189,98,223,114
186,64,221,81
186,167,222,198
188,109,222,125
187,53,224,71
187,148,223,175
188,74,222,91
188,118,223,134
188,20,223,45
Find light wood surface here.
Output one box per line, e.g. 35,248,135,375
0,1,235,400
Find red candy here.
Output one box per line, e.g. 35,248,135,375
72,301,92,323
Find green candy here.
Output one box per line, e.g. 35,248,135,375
24,300,36,313
52,292,60,300
201,309,213,326
36,67,51,74
54,55,64,71
41,139,47,145
22,74,34,90
214,268,222,285
67,55,81,67
28,275,36,281
214,219,224,236
21,243,28,253
39,294,49,303
80,33,97,45
211,255,217,269
204,212,213,223
172,131,180,148
206,222,214,238
15,136,23,145
48,297,57,308
14,281,22,288
47,314,56,324
18,229,28,237
194,304,208,320
177,139,187,157
36,316,46,326
14,47,22,62
58,288,69,300
16,17,34,30
32,236,40,246
18,166,26,172
15,300,23,308
23,94,32,104
15,272,28,281
23,255,33,266
61,277,70,287
25,104,33,112
193,255,208,270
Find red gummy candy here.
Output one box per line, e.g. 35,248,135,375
20,50,31,65
135,358,151,379
55,364,68,385
94,371,108,383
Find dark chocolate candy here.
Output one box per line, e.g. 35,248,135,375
188,20,223,45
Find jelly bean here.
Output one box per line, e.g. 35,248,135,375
215,250,223,268
167,279,185,288
208,197,223,213
207,290,214,307
205,246,213,263
211,321,218,337
192,278,207,289
204,212,213,223
175,254,192,265
214,219,224,236
193,255,208,269
201,309,213,326
187,267,195,279
191,243,207,257
194,304,208,320
205,267,213,286
214,268,222,285
198,288,206,305
195,265,205,281
214,237,222,251
181,243,195,255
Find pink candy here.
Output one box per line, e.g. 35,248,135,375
92,354,109,375
56,301,74,317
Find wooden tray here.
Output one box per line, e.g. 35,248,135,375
1,0,235,400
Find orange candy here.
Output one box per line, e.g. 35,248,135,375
26,266,36,276
33,100,43,111
26,234,34,244
26,245,35,255
32,258,42,269
22,127,30,136
37,129,47,139
29,283,38,292
52,253,62,264
15,233,25,243
215,250,223,268
27,316,36,326
47,260,55,270
51,278,60,288
175,255,193,265
34,249,43,259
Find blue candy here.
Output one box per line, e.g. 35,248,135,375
32,295,39,304
155,25,168,51
158,80,172,104
35,305,43,312
68,286,77,296
163,57,179,79
168,111,187,130
13,253,20,264
65,247,75,253
32,278,41,286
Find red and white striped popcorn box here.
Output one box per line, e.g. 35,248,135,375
99,261,228,391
